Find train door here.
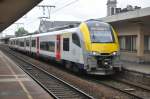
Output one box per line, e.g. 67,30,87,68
71,33,83,63
61,33,75,64
56,35,61,61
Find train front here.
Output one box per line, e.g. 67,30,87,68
80,20,122,75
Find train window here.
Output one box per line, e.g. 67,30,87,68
48,41,55,52
32,40,36,47
26,40,29,46
40,41,55,52
63,38,69,51
40,42,48,50
13,41,15,45
20,41,24,47
11,41,14,45
16,40,19,45
11,41,13,45
72,33,81,47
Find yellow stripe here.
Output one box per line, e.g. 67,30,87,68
80,22,91,51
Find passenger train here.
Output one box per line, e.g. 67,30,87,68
9,20,121,75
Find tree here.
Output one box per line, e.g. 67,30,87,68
15,27,28,37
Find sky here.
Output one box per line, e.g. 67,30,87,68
2,0,150,36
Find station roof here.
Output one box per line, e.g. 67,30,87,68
0,0,43,33
99,7,150,26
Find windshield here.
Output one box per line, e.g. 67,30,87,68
87,21,114,43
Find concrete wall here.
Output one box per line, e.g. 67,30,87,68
114,23,140,36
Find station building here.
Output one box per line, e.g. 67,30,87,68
99,0,150,63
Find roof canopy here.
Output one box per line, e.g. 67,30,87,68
0,0,43,33
100,7,150,26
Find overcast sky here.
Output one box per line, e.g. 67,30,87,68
2,0,150,36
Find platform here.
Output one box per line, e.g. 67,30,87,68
0,50,53,99
122,61,150,75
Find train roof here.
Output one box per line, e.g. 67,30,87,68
9,20,107,40
10,27,78,40
10,35,31,40
31,27,78,37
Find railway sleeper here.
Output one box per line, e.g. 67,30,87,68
49,88,73,92
52,92,80,97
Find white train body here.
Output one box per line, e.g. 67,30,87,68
9,20,121,75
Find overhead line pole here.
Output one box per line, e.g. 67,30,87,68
37,5,56,19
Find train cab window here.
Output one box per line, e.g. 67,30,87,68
32,40,36,47
72,33,81,47
63,38,69,51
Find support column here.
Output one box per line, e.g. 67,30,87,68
137,25,144,63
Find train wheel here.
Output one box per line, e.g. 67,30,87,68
72,64,80,73
65,61,72,70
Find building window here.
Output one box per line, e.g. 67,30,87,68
144,35,150,52
72,33,81,47
63,38,69,51
111,7,114,15
119,35,137,52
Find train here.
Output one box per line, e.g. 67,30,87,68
9,19,122,75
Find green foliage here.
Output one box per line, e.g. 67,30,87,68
15,27,28,37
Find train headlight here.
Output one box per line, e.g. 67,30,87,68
92,52,99,56
92,52,97,55
112,51,120,56
112,52,117,56
104,62,108,65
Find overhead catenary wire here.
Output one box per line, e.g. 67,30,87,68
54,0,72,6
52,0,79,14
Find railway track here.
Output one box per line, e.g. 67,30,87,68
1,45,150,99
87,76,150,99
2,47,93,99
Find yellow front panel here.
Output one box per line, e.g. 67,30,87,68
80,22,119,53
91,43,119,53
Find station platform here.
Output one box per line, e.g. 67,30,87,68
0,50,53,99
122,61,150,75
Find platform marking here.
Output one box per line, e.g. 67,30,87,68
0,74,26,77
0,78,30,82
0,51,33,99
